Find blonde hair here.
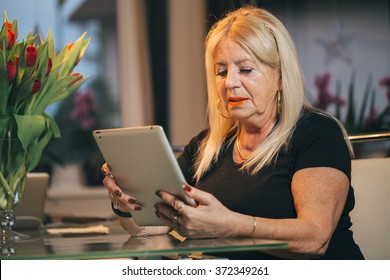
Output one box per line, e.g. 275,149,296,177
194,6,305,182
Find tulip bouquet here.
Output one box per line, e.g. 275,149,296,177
0,12,90,210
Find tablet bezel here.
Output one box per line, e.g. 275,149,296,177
93,125,190,226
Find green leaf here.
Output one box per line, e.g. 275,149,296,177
14,114,46,151
52,44,67,69
11,40,24,58
32,74,76,114
44,113,61,138
79,36,91,63
26,32,36,42
0,20,7,46
35,41,49,79
59,32,87,77
0,114,11,137
3,11,8,23
46,31,55,59
10,18,18,45
49,75,89,106
14,76,35,113
369,88,376,113
26,113,60,171
15,44,27,86
344,71,356,133
356,74,373,132
29,64,60,112
0,49,10,113
27,128,53,171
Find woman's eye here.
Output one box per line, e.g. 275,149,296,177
216,70,227,77
240,68,253,74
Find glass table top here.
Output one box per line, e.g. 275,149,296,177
2,221,287,260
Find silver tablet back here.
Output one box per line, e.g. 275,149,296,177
93,125,189,226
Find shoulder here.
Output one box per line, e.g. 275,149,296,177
294,107,345,141
179,128,209,161
297,107,342,129
291,107,351,177
187,129,210,149
176,129,209,164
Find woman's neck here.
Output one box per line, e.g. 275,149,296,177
238,118,277,150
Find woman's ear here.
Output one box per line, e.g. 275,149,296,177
278,74,282,89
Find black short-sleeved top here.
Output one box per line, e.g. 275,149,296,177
177,108,364,259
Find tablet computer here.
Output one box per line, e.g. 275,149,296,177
93,125,192,226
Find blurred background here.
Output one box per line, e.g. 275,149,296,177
2,0,389,188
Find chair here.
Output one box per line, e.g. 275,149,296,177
349,134,390,260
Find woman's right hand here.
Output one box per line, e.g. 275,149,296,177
101,163,170,236
102,163,143,213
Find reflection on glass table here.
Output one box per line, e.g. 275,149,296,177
1,221,287,260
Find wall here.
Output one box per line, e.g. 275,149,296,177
168,0,208,146
270,0,390,121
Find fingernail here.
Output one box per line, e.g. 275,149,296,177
183,185,191,192
114,190,122,197
154,204,159,210
128,198,137,203
135,206,142,211
155,211,160,218
155,190,162,198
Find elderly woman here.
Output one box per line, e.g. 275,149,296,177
103,6,364,259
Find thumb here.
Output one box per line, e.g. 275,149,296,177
183,185,213,206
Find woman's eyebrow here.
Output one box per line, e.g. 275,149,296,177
215,58,251,66
234,58,251,65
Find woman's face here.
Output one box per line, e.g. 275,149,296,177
214,38,280,128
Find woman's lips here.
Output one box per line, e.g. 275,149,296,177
228,97,249,106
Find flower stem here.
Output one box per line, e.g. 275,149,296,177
0,171,14,200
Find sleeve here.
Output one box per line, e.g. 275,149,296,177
293,113,352,180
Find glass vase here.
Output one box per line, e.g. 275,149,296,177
0,137,29,257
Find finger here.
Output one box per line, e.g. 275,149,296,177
155,202,176,218
103,174,140,202
113,200,121,210
156,191,177,208
119,193,143,211
177,203,185,215
112,199,142,213
103,175,122,194
155,209,177,230
102,162,110,172
182,185,213,206
110,192,142,212
104,176,144,212
105,185,142,212
101,163,113,177
155,203,181,225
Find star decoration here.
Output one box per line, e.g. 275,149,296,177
315,20,355,66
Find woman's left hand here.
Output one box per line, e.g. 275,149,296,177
155,186,236,239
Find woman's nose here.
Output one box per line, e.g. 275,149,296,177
225,70,240,90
